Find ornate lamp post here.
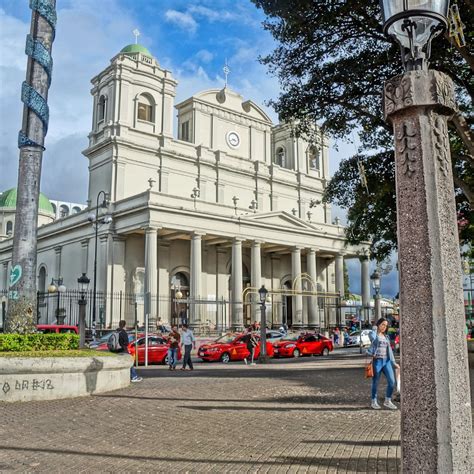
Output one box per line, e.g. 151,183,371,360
380,1,473,471
88,191,112,340
47,277,66,324
258,285,268,363
77,273,90,348
370,270,381,320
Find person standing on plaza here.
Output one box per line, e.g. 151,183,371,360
243,327,258,365
368,317,399,410
116,320,142,383
167,325,180,371
180,324,195,370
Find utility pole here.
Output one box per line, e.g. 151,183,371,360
5,0,57,333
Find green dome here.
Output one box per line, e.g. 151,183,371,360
0,188,55,215
120,44,152,57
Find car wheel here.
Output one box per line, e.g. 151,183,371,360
163,354,169,365
220,352,231,364
322,347,330,356
293,349,301,358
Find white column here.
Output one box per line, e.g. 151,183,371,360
144,227,158,329
360,252,370,323
307,248,319,327
291,247,303,327
1,262,8,291
335,253,345,297
251,241,262,323
190,232,203,327
231,238,244,329
54,246,62,279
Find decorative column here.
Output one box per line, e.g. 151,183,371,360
190,232,203,328
6,0,57,333
384,70,472,471
231,238,244,330
81,239,89,276
250,241,262,323
335,253,344,297
54,246,62,279
291,247,303,327
144,227,158,330
306,248,319,328
360,252,370,323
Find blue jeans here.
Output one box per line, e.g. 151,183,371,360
131,365,138,380
168,348,178,368
371,358,395,400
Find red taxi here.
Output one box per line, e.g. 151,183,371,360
273,333,333,358
198,333,274,363
128,335,182,365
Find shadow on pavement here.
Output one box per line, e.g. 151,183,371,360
0,445,398,470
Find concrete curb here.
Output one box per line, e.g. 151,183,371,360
0,355,132,402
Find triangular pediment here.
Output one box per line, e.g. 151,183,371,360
244,211,317,231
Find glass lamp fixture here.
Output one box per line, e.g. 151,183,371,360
258,285,268,303
371,271,381,292
77,273,90,296
380,0,450,70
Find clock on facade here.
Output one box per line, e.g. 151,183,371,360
226,131,241,149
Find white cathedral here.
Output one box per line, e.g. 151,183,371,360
0,43,373,330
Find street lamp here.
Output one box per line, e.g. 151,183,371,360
77,273,90,348
370,270,381,321
48,277,66,323
380,1,473,471
88,190,112,341
380,0,449,71
258,285,268,363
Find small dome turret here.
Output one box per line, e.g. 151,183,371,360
120,44,153,58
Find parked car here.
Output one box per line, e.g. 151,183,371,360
348,329,371,347
198,333,274,363
272,333,333,358
128,335,182,365
36,324,78,334
88,332,115,349
265,330,286,342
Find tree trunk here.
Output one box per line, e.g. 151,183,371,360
5,1,56,333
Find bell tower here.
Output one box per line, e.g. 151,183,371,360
83,43,177,204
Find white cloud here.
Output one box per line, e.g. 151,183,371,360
165,10,198,34
188,5,236,22
195,49,214,63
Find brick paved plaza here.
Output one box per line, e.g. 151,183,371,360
1,352,473,473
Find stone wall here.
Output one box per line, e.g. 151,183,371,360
0,355,132,402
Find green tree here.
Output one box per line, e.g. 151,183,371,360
252,0,473,261
343,261,350,299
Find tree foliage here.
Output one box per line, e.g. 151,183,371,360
252,0,473,261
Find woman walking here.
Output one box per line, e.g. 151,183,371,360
368,317,399,410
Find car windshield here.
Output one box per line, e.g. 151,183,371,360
281,334,299,341
214,334,236,344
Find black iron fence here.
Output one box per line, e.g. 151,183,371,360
0,289,345,332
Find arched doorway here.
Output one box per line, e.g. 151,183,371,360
170,272,189,326
282,280,293,328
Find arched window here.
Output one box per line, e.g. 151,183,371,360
308,146,320,171
72,206,81,214
59,205,69,218
137,94,154,122
38,266,47,302
97,95,107,123
171,272,189,289
6,221,13,235
51,203,57,215
274,147,286,167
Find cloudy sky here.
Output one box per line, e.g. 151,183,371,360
0,0,398,297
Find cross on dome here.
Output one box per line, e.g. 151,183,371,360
133,28,140,44
223,59,230,88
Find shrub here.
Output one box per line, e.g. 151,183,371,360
0,333,79,352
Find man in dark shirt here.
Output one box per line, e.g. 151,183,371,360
167,325,180,370
118,320,142,383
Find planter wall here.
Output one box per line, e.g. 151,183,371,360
0,355,132,402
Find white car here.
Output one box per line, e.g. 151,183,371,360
349,330,372,347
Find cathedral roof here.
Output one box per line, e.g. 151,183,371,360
120,44,152,58
0,188,55,215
